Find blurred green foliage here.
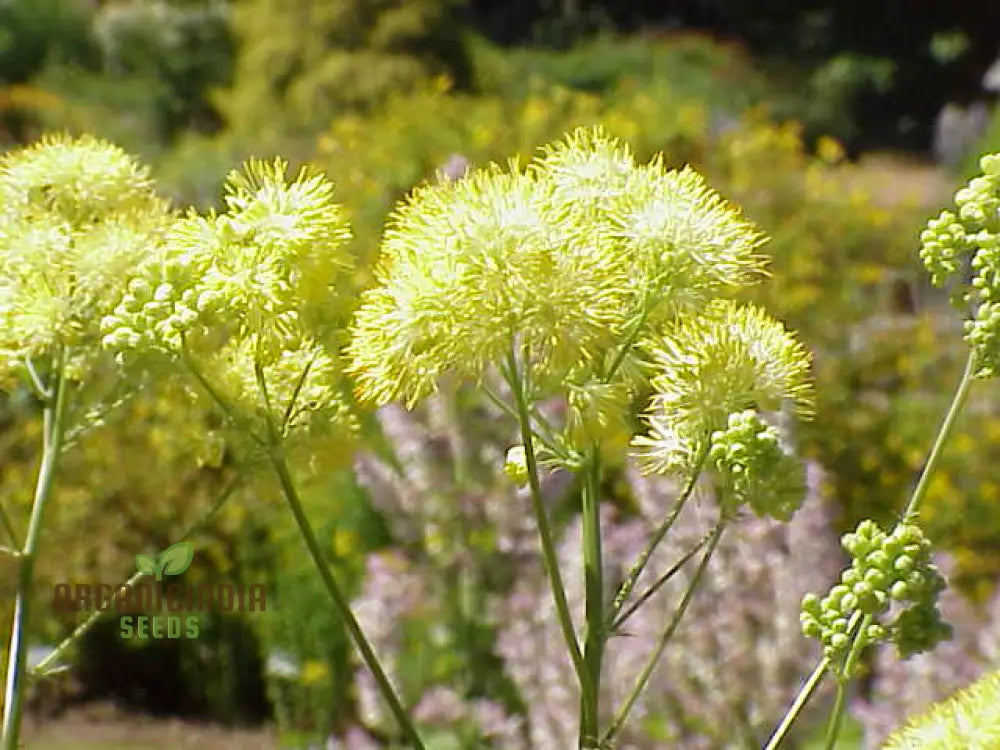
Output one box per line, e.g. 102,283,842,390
216,0,471,143
1,1,233,153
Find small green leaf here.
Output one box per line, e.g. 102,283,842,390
135,554,157,576
159,541,194,576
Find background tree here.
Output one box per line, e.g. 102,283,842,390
216,0,472,147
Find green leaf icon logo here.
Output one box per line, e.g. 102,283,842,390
159,542,194,577
135,542,194,581
135,553,157,576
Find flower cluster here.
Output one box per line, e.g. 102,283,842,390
918,152,1000,377
0,134,169,376
633,299,813,477
708,409,806,520
100,158,357,455
348,127,768,411
800,520,950,676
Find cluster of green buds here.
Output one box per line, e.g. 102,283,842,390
100,249,217,356
100,158,358,468
707,409,805,521
800,519,950,676
919,153,1000,377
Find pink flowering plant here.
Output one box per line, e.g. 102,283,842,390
1,128,999,750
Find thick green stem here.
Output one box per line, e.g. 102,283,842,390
253,363,424,749
2,351,70,750
504,349,595,733
602,514,727,745
579,449,604,747
902,351,976,520
763,657,831,750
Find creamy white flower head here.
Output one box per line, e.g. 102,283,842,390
614,163,768,318
883,668,1000,750
103,158,353,361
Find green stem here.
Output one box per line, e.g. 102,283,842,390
481,382,570,462
180,344,265,446
902,351,976,520
253,363,424,749
279,356,315,436
2,349,70,750
579,448,604,747
763,657,831,750
823,615,870,750
612,519,721,632
0,501,21,549
602,514,728,745
604,301,655,383
30,476,243,679
767,352,977,748
23,357,51,401
608,447,708,625
504,348,595,730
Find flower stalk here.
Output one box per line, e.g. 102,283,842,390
2,349,70,750
579,448,604,747
253,361,425,749
505,347,595,737
902,351,976,520
601,512,729,745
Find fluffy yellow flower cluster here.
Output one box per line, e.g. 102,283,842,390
348,127,769,408
0,134,169,375
350,127,813,482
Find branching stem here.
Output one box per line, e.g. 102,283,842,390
602,513,728,745
253,361,425,749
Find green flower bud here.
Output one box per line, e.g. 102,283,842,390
830,633,849,650
894,555,915,574
503,445,529,487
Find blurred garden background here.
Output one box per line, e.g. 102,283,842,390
2,1,1000,748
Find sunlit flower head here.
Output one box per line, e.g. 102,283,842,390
882,668,1000,750
0,134,169,372
103,158,352,362
633,300,814,475
349,127,769,408
101,158,357,456
0,133,160,225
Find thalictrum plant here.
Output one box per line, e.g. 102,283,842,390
2,127,998,749
0,134,170,750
